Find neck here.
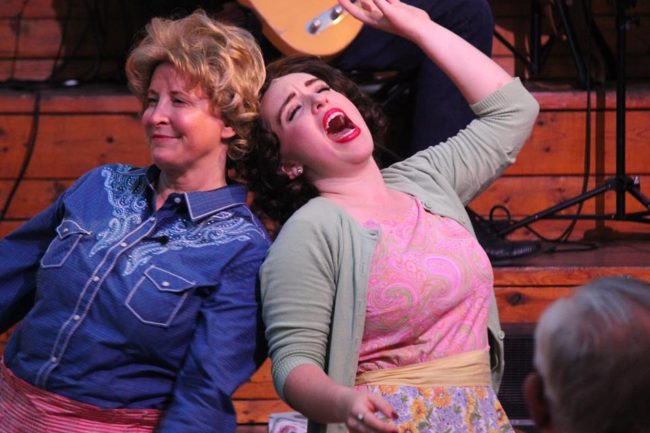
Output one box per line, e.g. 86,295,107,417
156,168,226,207
316,160,387,206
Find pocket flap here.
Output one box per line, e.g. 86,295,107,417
55,219,91,239
144,266,195,293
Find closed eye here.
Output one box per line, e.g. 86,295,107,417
288,105,300,122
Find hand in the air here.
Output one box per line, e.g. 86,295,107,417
338,0,431,42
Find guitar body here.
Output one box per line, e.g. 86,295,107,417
238,0,363,58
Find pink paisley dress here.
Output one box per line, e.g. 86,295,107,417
358,197,514,433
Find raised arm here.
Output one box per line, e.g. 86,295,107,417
339,0,512,104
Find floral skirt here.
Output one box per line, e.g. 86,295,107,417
359,384,514,433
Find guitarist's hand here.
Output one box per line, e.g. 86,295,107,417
338,0,430,42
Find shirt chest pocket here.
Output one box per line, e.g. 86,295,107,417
125,265,195,327
40,219,92,268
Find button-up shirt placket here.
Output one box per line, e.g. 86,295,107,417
35,216,158,387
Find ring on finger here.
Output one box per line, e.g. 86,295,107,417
356,412,365,422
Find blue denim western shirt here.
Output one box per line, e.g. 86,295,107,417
0,164,271,432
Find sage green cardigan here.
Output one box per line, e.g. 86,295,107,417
260,78,539,433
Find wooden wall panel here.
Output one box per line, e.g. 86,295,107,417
0,221,21,237
3,0,88,18
0,115,32,177
495,286,574,324
24,114,148,178
0,179,73,218
471,175,650,216
510,110,650,175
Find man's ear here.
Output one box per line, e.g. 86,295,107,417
280,163,304,180
523,372,552,431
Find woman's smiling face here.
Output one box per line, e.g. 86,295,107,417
260,72,374,180
141,63,234,176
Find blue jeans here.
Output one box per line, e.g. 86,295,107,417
334,0,494,156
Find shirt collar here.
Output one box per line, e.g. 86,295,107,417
126,165,249,222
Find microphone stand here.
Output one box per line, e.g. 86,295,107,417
498,0,650,238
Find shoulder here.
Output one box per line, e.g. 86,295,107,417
280,198,345,238
88,163,140,177
210,204,271,248
62,164,142,197
266,198,346,262
75,163,144,186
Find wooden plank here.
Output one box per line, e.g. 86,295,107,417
471,175,650,216
0,58,125,82
495,267,650,288
0,18,132,58
2,0,89,18
248,358,273,382
235,426,267,433
0,179,72,219
0,115,32,178
234,359,278,400
234,381,278,400
38,87,140,113
0,221,22,237
529,83,650,110
23,114,148,179
505,220,650,241
509,110,650,176
495,286,574,324
0,85,139,114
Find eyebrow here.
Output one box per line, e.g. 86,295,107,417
276,77,323,125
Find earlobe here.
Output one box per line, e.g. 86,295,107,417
221,125,236,139
280,163,304,180
523,372,552,430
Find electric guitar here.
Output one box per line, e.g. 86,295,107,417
237,0,363,58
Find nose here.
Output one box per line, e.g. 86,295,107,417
310,92,328,114
145,100,169,126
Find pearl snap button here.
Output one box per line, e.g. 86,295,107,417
162,281,170,287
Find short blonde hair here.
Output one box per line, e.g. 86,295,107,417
125,10,265,160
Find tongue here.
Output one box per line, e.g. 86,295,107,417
327,115,347,134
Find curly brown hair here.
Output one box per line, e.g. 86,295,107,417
237,55,389,225
125,9,265,160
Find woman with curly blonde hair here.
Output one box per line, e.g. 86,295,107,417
0,10,269,433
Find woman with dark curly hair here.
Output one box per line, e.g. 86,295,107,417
238,1,539,432
0,10,269,433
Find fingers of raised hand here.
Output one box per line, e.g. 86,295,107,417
338,0,380,23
